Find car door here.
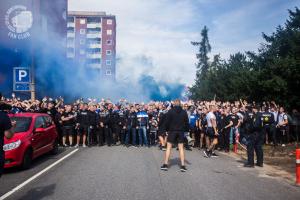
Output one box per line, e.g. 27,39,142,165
42,116,56,146
32,116,47,152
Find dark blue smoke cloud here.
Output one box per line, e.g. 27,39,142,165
138,75,185,101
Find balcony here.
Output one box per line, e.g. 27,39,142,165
86,33,101,38
67,32,75,38
87,23,101,29
67,22,75,28
87,64,102,69
86,53,102,59
88,43,101,48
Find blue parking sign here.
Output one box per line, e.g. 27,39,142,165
13,67,31,91
14,68,30,83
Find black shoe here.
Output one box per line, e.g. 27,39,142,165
256,163,263,167
186,147,192,151
180,165,187,172
211,152,219,157
244,163,255,168
203,150,211,158
161,164,168,171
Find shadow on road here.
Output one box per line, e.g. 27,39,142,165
168,158,191,167
16,184,56,200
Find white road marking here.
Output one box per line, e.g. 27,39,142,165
0,148,79,200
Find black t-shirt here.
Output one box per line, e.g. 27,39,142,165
261,111,275,126
0,111,12,165
47,108,58,122
221,115,231,130
228,114,239,127
61,111,75,126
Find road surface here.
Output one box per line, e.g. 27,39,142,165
1,146,299,200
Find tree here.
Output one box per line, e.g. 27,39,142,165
190,26,212,100
191,26,211,77
189,7,300,109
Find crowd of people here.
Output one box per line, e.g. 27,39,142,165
1,95,300,153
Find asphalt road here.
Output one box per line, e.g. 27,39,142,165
1,146,300,200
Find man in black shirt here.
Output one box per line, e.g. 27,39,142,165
161,99,189,172
220,108,231,152
0,93,16,177
261,107,276,145
98,107,108,146
125,106,137,147
75,103,89,147
228,107,240,150
87,104,99,146
244,106,264,168
61,105,76,147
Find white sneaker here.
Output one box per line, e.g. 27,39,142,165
83,144,87,148
74,144,79,148
281,144,286,147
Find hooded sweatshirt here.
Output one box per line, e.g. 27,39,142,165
164,106,189,132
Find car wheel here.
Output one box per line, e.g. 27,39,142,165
22,149,32,170
50,140,59,155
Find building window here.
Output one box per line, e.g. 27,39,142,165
106,50,112,55
106,70,112,75
80,49,85,55
80,29,86,34
106,60,111,65
80,19,86,24
106,40,112,45
107,30,112,35
107,19,113,25
80,39,85,45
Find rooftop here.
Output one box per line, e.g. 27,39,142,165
68,11,113,17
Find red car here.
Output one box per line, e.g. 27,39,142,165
4,113,58,169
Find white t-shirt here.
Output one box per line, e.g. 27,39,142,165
271,111,278,122
278,113,287,126
206,111,216,128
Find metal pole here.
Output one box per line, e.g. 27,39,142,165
31,52,35,101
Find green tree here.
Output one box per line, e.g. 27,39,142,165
190,7,300,109
190,26,212,99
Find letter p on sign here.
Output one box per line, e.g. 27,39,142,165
14,68,30,83
19,70,27,81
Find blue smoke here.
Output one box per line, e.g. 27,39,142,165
138,75,185,101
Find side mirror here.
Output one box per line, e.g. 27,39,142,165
34,127,45,134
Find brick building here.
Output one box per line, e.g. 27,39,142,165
67,11,116,80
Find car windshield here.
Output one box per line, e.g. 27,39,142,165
10,117,32,133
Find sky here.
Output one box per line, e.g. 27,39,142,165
69,0,299,87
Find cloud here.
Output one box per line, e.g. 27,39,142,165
69,0,298,87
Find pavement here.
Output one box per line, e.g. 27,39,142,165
1,146,300,200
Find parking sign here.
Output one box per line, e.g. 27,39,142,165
13,67,31,91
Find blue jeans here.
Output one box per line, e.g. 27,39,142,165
138,126,148,145
230,127,238,145
125,126,136,145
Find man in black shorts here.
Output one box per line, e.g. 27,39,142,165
61,105,76,147
161,99,189,172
